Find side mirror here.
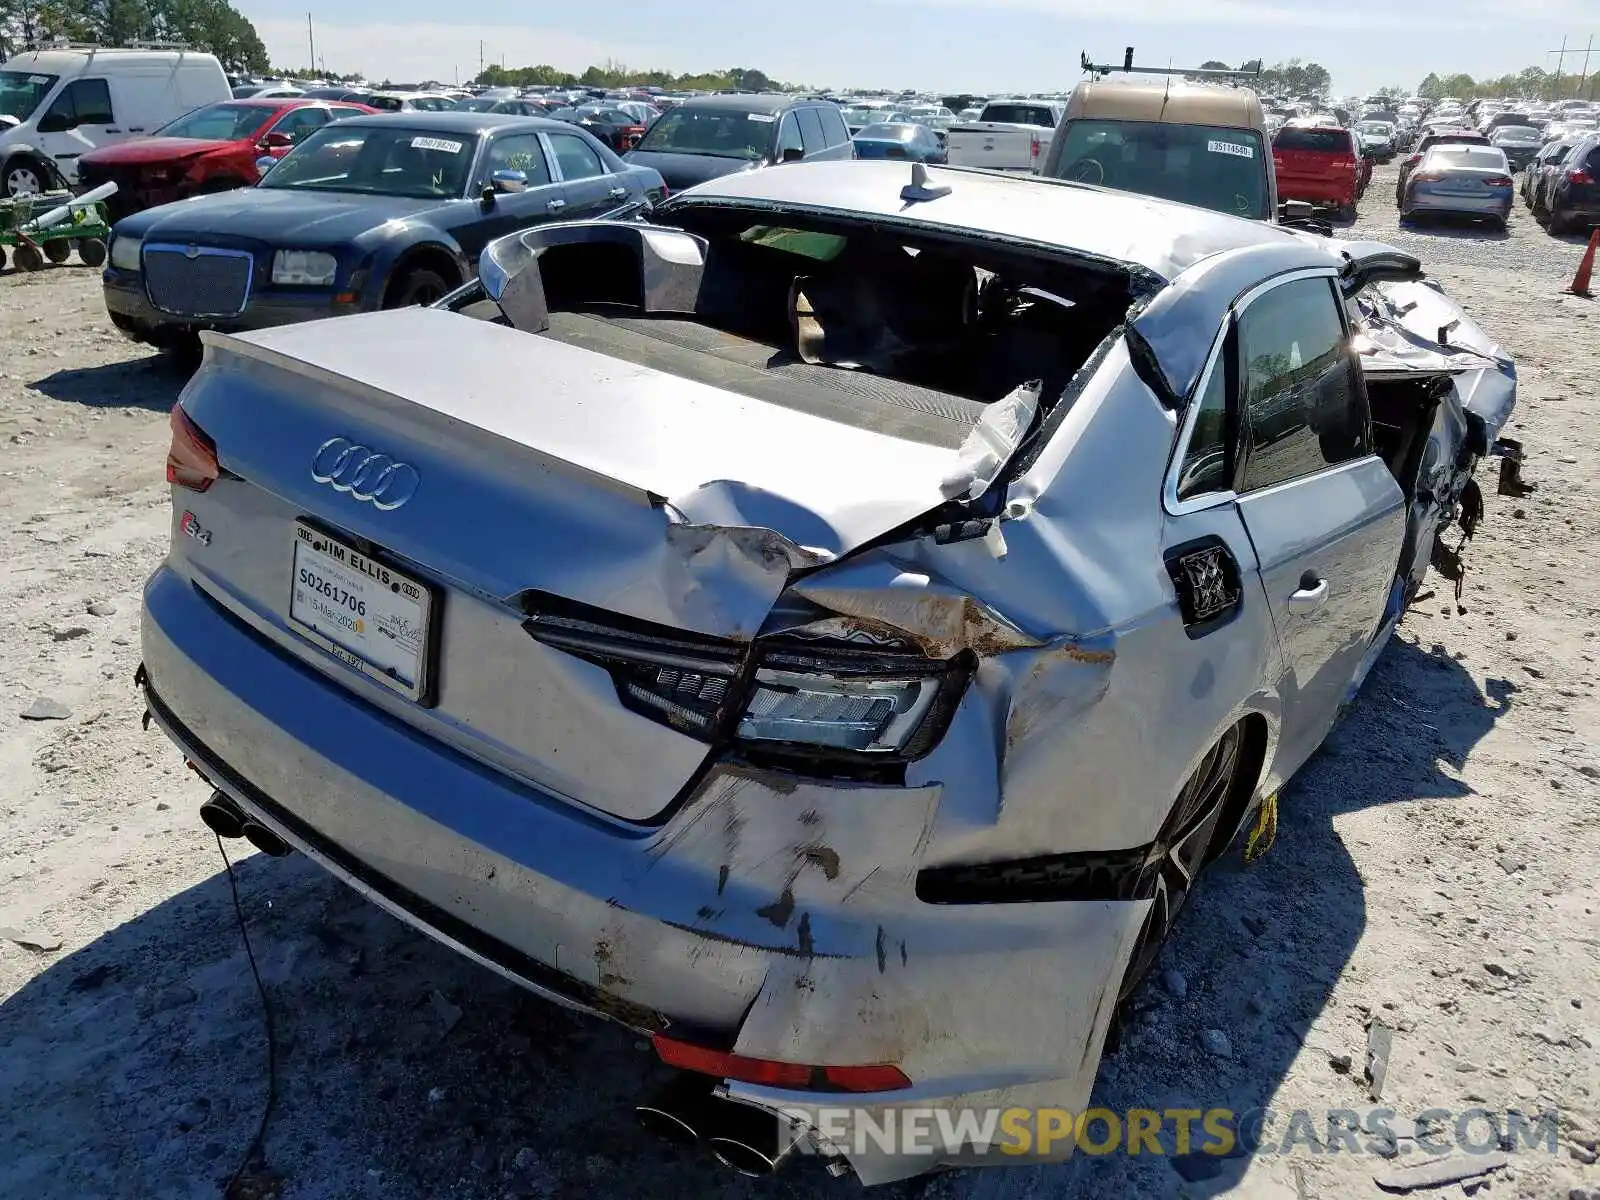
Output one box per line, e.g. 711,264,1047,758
1279,199,1315,222
255,155,277,177
36,112,74,134
780,146,804,164
261,131,294,150
490,168,528,194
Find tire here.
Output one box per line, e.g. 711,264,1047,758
384,266,452,309
1547,210,1571,236
43,240,71,264
12,243,44,272
76,238,107,268
1110,725,1248,1024
165,332,204,369
3,157,47,197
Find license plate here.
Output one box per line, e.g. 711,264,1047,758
288,522,434,702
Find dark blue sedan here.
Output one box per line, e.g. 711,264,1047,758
851,121,946,164
103,112,663,353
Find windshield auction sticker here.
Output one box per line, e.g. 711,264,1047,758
410,136,464,153
747,113,776,123
1207,140,1254,158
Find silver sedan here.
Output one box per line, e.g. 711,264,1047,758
139,161,1515,1184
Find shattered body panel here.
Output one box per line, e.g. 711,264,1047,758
139,160,1513,1184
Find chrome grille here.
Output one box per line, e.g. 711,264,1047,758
143,245,253,318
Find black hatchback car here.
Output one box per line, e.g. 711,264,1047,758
102,112,664,351
622,94,854,192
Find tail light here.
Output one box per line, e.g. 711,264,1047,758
166,403,219,492
1572,169,1594,185
1030,133,1042,160
652,1034,911,1093
522,601,971,765
1485,175,1513,187
1410,171,1443,183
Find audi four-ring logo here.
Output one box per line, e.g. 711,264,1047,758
310,437,420,510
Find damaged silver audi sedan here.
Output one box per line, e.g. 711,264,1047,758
139,160,1516,1184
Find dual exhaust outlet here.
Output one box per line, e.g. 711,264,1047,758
636,1076,815,1177
198,791,293,858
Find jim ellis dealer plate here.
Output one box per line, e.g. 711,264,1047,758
288,521,435,702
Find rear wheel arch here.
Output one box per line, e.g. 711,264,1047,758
1205,711,1271,865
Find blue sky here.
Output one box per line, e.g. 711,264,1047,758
239,0,1597,96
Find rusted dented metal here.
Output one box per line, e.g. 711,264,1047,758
792,559,1042,659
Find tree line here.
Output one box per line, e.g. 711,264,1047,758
470,62,798,94
1412,67,1597,102
0,0,269,72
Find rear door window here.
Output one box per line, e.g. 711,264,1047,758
818,105,850,146
1237,277,1370,492
795,106,826,154
547,132,606,180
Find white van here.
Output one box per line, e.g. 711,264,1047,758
0,48,230,196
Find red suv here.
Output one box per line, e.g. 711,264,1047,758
77,99,375,222
1271,124,1361,221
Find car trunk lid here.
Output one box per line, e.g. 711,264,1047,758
171,308,972,821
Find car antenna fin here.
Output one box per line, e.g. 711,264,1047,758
901,162,952,204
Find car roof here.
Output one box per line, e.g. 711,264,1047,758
676,93,803,113
1066,79,1263,131
330,111,561,135
663,158,1331,284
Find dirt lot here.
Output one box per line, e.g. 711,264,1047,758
2,164,1598,1200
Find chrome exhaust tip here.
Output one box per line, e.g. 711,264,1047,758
198,792,246,839
708,1137,786,1177
635,1075,713,1147
705,1101,807,1177
240,820,293,858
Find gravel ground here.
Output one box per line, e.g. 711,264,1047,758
1,163,1597,1200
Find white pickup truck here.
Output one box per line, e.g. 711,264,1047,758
944,99,1066,172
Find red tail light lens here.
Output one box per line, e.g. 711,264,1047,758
1572,169,1594,185
166,403,219,492
1030,133,1042,158
1411,171,1444,183
1485,175,1513,187
651,1033,911,1093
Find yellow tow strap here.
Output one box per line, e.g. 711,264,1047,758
1244,792,1279,864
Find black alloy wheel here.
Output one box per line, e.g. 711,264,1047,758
1115,723,1246,1011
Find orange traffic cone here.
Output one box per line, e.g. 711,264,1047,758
1569,229,1598,299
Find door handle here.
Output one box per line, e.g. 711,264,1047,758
608,186,627,199
1287,575,1330,612
547,198,566,211
128,127,145,133
105,128,121,134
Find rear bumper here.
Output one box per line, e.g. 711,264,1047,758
1275,178,1358,207
140,560,1142,1182
103,270,360,340
1403,189,1512,218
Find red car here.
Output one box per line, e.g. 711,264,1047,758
1271,124,1362,222
78,98,376,222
